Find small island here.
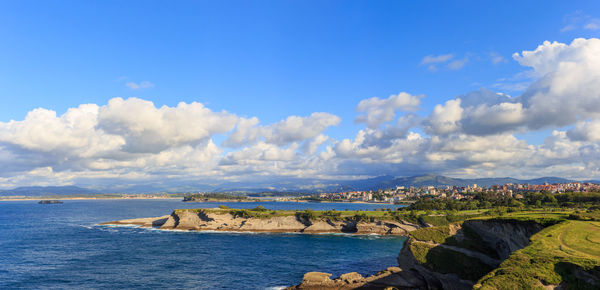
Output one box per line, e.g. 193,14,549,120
38,200,64,204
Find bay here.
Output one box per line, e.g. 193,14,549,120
0,199,407,289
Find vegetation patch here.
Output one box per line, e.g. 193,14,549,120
409,226,452,243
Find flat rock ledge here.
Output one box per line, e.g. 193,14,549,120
287,267,411,289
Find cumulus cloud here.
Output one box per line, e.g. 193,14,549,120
424,99,463,135
0,98,238,181
422,38,600,136
0,104,123,157
355,92,421,129
98,98,238,153
222,117,261,147
224,112,341,147
264,113,341,145
515,38,600,128
567,120,600,142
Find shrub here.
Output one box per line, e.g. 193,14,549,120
252,205,268,212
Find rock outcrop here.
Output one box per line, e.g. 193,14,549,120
101,209,421,235
462,219,543,260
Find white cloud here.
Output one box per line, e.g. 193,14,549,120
0,104,123,157
420,54,454,65
585,21,600,30
355,92,421,128
223,117,261,147
224,112,341,147
447,57,468,70
98,97,239,153
489,52,506,64
422,38,600,136
264,112,341,145
424,99,463,135
515,38,600,128
561,11,600,32
420,54,455,71
567,120,600,142
125,81,154,90
420,53,470,71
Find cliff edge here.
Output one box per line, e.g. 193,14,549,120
290,219,546,289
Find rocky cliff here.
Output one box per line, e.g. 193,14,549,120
290,219,545,289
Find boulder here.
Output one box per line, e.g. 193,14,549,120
299,272,335,287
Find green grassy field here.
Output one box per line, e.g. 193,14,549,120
476,219,600,289
401,209,600,288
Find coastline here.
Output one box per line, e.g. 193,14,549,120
0,197,407,206
0,197,182,202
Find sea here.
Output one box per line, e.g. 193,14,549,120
0,199,407,289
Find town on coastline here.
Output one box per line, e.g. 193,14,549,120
297,181,600,204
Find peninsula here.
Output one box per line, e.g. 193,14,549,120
101,206,421,235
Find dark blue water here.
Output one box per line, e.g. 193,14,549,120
0,200,406,289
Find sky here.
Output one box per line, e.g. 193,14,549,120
1,1,600,189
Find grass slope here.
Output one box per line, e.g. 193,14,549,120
476,220,600,289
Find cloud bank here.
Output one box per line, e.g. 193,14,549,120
1,38,600,188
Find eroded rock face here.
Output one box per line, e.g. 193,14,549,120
174,211,205,230
239,216,307,232
396,239,474,290
303,221,341,233
462,220,543,260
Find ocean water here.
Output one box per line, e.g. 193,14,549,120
0,199,407,289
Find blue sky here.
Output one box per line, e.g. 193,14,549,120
1,1,600,189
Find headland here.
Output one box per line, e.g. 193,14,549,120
101,207,422,235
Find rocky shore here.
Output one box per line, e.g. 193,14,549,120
101,208,422,235
290,219,545,289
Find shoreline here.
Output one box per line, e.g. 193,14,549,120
100,223,404,237
0,197,407,206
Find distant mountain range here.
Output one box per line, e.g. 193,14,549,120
0,186,101,196
1,174,597,197
349,174,579,190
